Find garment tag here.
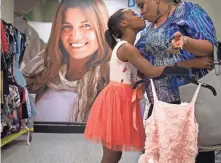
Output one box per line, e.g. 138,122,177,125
148,158,154,163
180,102,188,106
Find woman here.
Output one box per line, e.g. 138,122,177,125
22,0,111,123
135,0,216,162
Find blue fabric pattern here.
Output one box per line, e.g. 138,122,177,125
135,2,216,104
13,31,27,88
24,88,36,118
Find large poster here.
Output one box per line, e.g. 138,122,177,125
19,0,141,123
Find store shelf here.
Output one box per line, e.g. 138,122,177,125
1,128,34,147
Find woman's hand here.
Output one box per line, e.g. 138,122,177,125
170,31,214,57
190,57,214,69
177,57,214,69
170,32,186,50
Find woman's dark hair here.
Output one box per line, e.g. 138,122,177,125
171,0,182,5
105,9,125,49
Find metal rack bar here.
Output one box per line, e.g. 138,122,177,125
1,128,34,147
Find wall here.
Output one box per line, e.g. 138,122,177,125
0,0,14,24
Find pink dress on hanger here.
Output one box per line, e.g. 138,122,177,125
139,79,201,163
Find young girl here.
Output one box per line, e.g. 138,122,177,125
84,9,168,163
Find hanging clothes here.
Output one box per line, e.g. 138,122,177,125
1,20,9,53
139,79,201,163
1,19,35,139
12,29,27,87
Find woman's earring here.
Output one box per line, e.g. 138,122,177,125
155,0,161,20
156,6,160,20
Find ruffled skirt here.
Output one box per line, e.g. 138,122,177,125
84,81,145,151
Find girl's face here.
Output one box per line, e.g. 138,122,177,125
60,8,98,59
122,9,146,31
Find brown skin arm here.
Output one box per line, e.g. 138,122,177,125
171,32,214,57
183,37,214,56
177,57,214,69
117,44,167,78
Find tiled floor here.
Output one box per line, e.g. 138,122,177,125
1,133,141,163
1,133,220,163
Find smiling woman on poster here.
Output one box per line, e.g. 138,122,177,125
22,0,110,123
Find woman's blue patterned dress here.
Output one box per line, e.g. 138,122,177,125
135,1,217,103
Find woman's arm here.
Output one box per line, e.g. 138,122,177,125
117,44,168,78
183,37,214,56
171,3,216,57
177,57,213,69
171,32,214,56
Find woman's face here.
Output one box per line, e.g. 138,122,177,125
136,0,158,23
60,8,98,59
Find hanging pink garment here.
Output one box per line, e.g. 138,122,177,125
139,79,201,163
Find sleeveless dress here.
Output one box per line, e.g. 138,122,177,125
139,79,201,163
84,41,145,151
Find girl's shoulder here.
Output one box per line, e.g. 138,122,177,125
113,40,129,52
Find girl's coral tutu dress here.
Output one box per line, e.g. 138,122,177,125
84,40,145,151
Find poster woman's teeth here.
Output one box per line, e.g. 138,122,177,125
71,43,87,48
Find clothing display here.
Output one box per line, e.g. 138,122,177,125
1,19,36,139
139,79,200,163
179,69,221,149
84,41,145,151
135,1,216,104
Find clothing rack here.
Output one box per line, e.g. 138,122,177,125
1,19,35,147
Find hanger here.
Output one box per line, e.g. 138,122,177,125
163,66,216,96
182,75,217,96
133,66,217,96
133,66,189,88
133,66,189,89
214,41,221,76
